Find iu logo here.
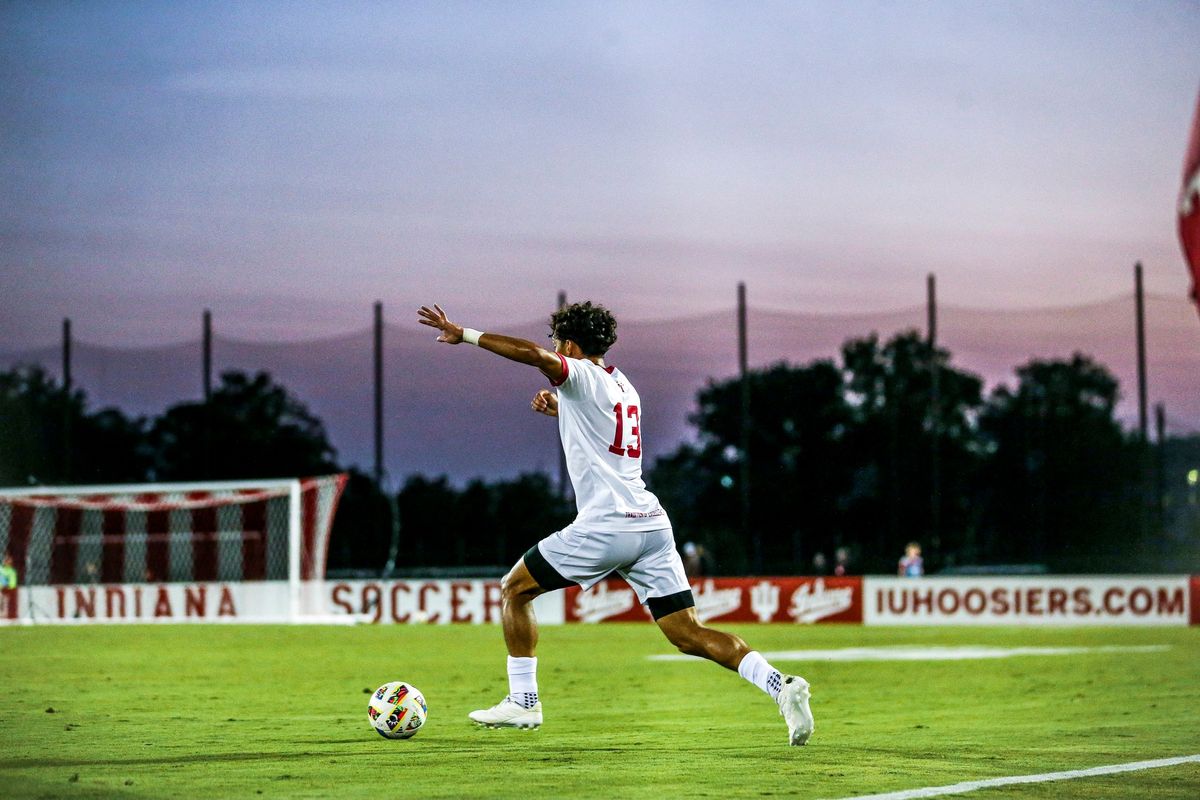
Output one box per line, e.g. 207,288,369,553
750,581,781,622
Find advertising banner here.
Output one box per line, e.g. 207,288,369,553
2,576,1196,626
322,580,565,625
564,577,863,624
1191,575,1200,626
864,576,1191,626
4,582,290,624
0,580,566,625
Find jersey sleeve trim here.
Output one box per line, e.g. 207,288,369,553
549,353,569,387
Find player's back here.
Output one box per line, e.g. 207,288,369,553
552,356,666,531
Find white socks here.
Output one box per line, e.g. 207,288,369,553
507,655,539,709
738,651,784,701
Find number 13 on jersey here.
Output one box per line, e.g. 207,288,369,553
608,402,641,458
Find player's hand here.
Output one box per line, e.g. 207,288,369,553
417,304,464,344
531,389,558,417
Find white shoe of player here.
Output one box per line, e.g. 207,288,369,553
777,675,814,746
468,696,543,729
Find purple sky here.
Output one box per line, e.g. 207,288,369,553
2,1,1199,349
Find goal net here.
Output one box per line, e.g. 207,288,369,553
0,474,346,622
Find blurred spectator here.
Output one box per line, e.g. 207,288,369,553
0,554,17,588
811,551,828,575
898,542,924,577
682,541,708,578
833,546,850,577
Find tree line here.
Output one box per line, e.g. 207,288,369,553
2,328,1197,574
651,332,1198,574
0,365,574,574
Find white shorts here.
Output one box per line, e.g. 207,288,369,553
523,525,694,619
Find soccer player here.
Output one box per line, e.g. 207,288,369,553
417,301,814,745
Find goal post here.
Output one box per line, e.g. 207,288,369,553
0,474,347,623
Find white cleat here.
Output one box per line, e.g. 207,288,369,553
468,696,543,729
777,675,814,746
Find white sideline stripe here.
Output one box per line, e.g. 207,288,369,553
647,645,1170,663
826,754,1200,800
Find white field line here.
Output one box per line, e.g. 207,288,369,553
647,645,1170,663
826,754,1200,800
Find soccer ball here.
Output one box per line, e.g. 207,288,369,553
367,681,428,739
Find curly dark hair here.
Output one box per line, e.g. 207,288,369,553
548,301,618,356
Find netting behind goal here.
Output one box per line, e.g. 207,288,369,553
0,475,347,586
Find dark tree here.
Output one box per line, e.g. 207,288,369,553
327,468,393,573
0,366,151,485
650,361,853,574
394,475,464,568
978,354,1142,570
150,370,338,481
393,472,572,570
838,331,985,572
489,473,574,565
1161,435,1200,570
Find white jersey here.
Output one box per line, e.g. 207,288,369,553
550,354,668,532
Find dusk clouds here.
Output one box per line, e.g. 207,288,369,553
2,1,1198,348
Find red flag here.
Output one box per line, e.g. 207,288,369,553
1180,88,1200,318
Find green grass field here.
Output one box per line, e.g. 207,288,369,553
1,623,1198,799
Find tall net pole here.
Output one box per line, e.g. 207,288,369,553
1135,263,1148,440
203,309,213,479
373,301,384,487
928,274,941,551
1134,263,1150,544
1156,403,1167,549
61,318,72,483
738,282,759,573
556,291,569,501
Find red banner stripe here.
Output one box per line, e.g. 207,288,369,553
100,508,126,583
300,481,318,580
241,498,267,581
7,502,35,582
142,494,171,584
49,507,82,584
187,492,217,583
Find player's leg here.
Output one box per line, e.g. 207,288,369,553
470,534,581,730
654,605,750,669
655,607,813,745
470,557,550,728
628,530,814,745
499,558,543,658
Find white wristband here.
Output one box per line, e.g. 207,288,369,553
462,328,483,346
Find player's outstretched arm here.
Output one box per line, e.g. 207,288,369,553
418,304,566,384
